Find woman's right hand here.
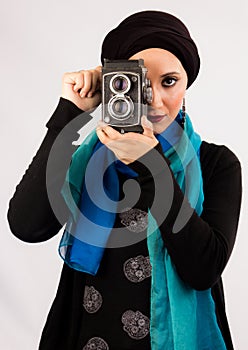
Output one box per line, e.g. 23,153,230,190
61,66,102,111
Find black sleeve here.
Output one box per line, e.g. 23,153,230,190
7,97,92,243
128,142,242,291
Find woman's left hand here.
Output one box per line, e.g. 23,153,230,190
96,116,159,164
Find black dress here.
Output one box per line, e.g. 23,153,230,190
7,98,242,350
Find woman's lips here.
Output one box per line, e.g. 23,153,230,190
147,115,166,123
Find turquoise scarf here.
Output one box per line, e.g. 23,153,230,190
147,117,226,349
59,114,226,349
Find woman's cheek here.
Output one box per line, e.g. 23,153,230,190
168,92,185,117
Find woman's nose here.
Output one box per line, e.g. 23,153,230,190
149,87,163,109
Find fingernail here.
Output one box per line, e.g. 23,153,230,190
98,120,107,127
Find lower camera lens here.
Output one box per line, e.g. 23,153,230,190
108,95,134,120
112,99,128,115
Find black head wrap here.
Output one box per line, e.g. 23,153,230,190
101,10,200,88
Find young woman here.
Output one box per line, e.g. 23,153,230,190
8,10,242,350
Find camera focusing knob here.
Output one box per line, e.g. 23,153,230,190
146,87,153,104
143,78,153,104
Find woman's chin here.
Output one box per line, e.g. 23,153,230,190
152,120,173,134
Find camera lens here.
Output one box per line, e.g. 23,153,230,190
112,99,128,115
110,74,131,94
108,95,134,120
113,77,128,92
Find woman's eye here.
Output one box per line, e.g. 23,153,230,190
162,77,177,87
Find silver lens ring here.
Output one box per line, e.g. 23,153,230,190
108,95,134,120
110,74,131,94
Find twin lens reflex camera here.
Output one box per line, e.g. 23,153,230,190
102,59,153,133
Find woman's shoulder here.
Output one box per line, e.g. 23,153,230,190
200,141,241,184
200,141,240,166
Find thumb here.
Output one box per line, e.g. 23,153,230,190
141,115,154,137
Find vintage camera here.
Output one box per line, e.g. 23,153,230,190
102,59,152,133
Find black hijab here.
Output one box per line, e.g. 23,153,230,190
101,10,200,88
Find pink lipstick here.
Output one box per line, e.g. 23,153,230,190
147,115,166,123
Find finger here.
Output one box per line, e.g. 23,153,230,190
101,125,121,140
88,71,101,98
141,115,154,137
73,72,85,92
97,120,108,128
96,121,112,143
95,65,102,74
96,129,106,144
96,126,110,144
63,72,78,85
79,71,93,97
63,72,83,93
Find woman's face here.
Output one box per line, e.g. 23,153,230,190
129,48,188,134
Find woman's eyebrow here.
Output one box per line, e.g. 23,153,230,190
160,71,181,78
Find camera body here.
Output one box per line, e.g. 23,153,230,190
102,59,152,133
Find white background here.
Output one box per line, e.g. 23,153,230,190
1,0,247,349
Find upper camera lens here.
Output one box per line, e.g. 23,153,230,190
110,74,130,94
113,77,128,92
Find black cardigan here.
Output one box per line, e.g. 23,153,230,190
7,98,242,350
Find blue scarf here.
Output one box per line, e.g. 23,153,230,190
59,112,226,349
59,113,182,273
